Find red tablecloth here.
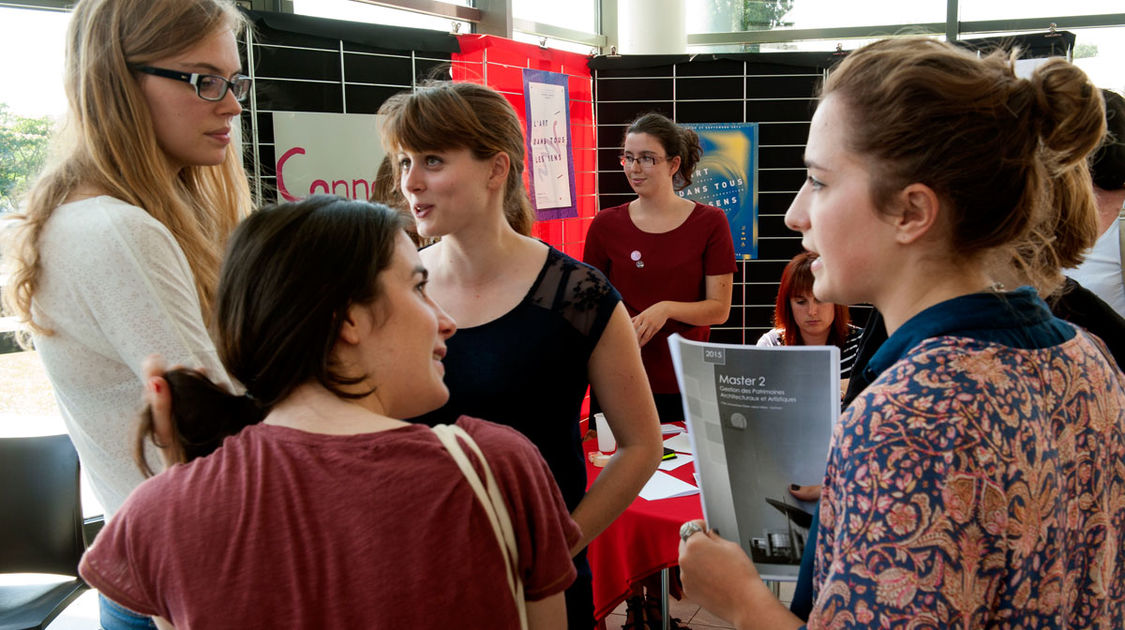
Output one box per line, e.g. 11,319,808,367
585,429,703,622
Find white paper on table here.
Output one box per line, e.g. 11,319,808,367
663,432,693,454
638,471,700,501
658,453,694,471
661,424,683,435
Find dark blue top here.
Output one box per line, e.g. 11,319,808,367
790,287,1076,622
411,247,620,514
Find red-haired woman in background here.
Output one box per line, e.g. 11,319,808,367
756,251,861,389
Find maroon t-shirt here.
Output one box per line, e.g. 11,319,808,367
583,202,737,393
80,417,579,629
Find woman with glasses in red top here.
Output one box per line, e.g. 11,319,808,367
584,112,737,427
3,2,252,626
583,112,737,629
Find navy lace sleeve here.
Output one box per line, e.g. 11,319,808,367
528,250,621,348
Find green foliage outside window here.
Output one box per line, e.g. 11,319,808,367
740,0,795,30
0,104,53,213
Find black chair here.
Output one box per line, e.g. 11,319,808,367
0,434,97,630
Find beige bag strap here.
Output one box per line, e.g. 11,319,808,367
431,424,527,630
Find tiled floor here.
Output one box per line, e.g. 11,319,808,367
602,582,794,629
46,589,100,629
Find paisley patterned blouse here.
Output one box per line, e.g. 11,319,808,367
810,289,1125,629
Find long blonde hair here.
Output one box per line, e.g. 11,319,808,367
3,0,253,336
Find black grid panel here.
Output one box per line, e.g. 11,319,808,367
238,12,455,202
593,55,860,345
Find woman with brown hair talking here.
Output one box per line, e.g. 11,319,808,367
379,82,663,628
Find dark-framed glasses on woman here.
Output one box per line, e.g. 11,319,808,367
132,65,252,102
619,154,667,168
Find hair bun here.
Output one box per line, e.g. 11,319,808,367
1029,58,1105,167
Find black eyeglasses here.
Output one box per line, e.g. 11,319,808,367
619,154,668,168
133,65,252,102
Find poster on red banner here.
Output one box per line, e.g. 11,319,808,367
522,69,577,221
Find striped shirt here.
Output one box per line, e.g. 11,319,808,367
755,324,863,378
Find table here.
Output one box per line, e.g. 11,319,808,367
584,428,702,627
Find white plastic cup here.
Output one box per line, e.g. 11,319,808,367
595,413,616,453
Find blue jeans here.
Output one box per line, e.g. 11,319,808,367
99,594,158,630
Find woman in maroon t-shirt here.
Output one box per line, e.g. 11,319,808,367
83,197,581,629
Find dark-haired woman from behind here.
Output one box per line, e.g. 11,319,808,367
79,196,579,630
757,251,862,393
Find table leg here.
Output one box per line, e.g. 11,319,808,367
661,568,670,630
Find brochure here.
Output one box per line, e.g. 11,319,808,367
668,334,839,581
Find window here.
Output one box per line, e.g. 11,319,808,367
965,26,1125,93
0,6,101,518
0,6,69,119
688,35,929,55
686,0,946,34
960,0,1123,22
292,0,470,33
512,32,597,54
513,0,597,34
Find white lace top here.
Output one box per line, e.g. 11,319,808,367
32,196,229,517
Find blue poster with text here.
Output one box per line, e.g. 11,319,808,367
679,123,759,259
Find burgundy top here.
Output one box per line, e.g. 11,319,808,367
583,201,737,393
80,417,579,629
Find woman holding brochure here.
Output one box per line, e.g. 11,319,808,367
677,38,1125,629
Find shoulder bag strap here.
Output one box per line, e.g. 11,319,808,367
431,424,527,630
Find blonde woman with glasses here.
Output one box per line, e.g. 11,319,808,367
2,1,252,625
